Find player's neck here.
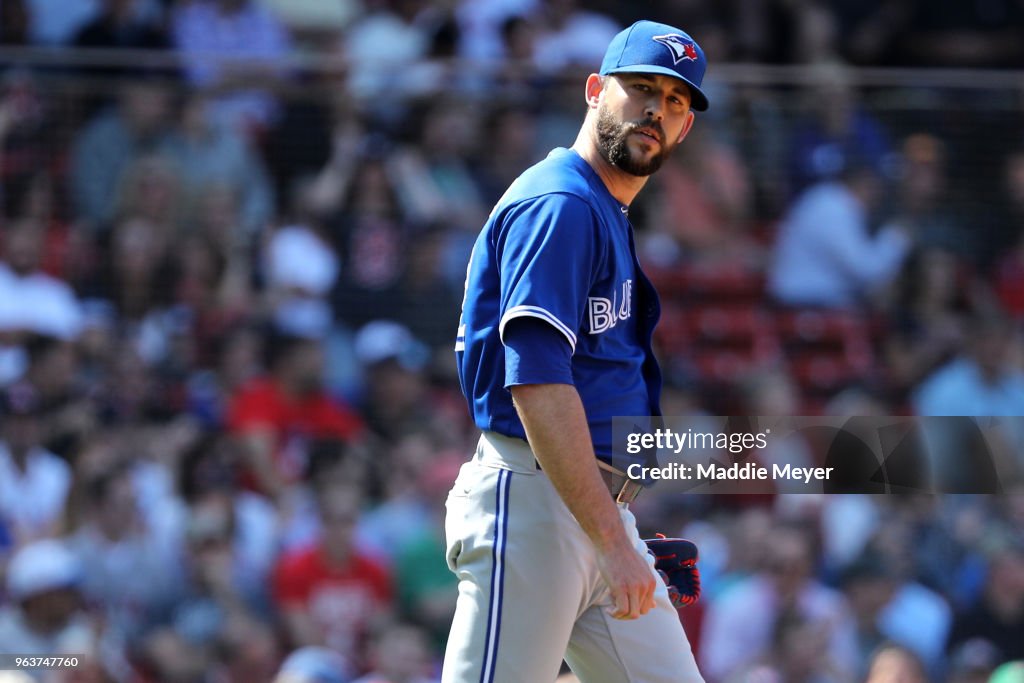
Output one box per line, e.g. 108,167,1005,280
571,133,648,207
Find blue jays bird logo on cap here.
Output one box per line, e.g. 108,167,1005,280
600,20,710,110
653,34,698,64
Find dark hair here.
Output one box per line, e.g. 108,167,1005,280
178,433,236,502
264,327,316,370
23,333,64,367
87,460,134,504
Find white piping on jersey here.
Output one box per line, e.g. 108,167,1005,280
498,305,578,352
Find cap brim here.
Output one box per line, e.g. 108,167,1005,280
604,65,709,111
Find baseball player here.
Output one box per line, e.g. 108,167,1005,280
444,20,709,683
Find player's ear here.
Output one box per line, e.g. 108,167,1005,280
676,110,695,143
585,74,604,109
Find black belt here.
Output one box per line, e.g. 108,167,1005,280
597,461,644,504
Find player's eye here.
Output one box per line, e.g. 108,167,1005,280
634,84,650,92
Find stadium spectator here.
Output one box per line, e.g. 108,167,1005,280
342,0,434,109
273,486,393,676
109,153,183,239
947,537,1024,663
787,64,892,199
768,158,911,310
2,168,80,287
227,329,363,499
0,71,58,213
69,80,176,231
389,98,488,234
489,14,546,100
840,545,951,675
737,608,851,683
22,334,96,457
0,218,84,341
169,508,249,662
168,232,251,362
0,383,71,543
171,0,292,133
78,214,174,355
352,321,431,442
352,621,439,683
645,123,756,267
474,104,543,207
329,150,410,332
883,247,973,402
0,539,92,656
388,224,462,354
264,222,339,341
133,626,207,681
211,611,283,683
186,323,262,429
168,93,275,238
454,0,537,63
385,446,460,645
885,134,967,256
67,462,184,640
353,434,435,561
173,438,280,627
912,313,1024,418
699,522,858,682
529,0,619,74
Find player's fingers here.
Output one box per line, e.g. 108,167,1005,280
640,585,657,615
625,580,647,619
621,588,639,620
638,575,656,615
607,585,631,619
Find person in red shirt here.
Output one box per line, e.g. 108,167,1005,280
228,330,363,498
273,485,393,675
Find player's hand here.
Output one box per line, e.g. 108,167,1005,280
595,541,657,620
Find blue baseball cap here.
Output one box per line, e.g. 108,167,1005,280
600,20,709,111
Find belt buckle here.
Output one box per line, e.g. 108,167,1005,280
616,479,642,505
598,462,642,504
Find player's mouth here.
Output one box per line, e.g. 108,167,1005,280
631,127,662,146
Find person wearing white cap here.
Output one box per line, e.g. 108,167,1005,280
0,539,92,659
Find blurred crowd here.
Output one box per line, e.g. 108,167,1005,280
0,0,1023,682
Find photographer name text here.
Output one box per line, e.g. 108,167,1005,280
626,462,834,484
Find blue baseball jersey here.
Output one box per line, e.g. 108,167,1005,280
455,147,662,463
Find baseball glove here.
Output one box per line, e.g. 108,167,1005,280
644,534,701,608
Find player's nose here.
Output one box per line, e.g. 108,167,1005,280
643,97,665,122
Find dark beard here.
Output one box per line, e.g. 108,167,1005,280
595,105,670,177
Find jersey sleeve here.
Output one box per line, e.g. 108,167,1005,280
493,193,600,353
503,317,574,388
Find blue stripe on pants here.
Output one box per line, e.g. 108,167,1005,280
480,469,511,683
